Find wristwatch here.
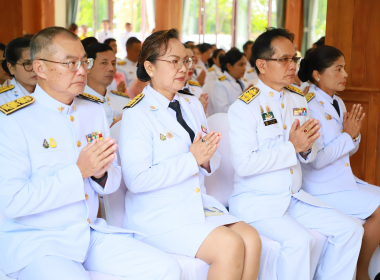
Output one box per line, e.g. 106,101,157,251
353,134,360,142
91,171,108,183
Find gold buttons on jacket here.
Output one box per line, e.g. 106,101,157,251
345,163,349,167
195,188,200,193
107,102,110,105
194,173,198,176
87,219,91,224
70,115,74,122
77,141,81,147
85,194,89,201
283,124,287,130
290,169,293,174
268,92,274,97
281,103,284,108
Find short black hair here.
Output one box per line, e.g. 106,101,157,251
314,36,325,47
184,41,194,45
126,37,141,49
219,48,244,73
4,37,31,77
242,40,254,52
81,37,98,49
298,45,344,84
86,43,113,60
104,38,116,46
251,28,294,74
198,43,212,54
212,48,224,59
0,43,6,53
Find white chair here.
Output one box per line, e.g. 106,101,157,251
204,113,328,279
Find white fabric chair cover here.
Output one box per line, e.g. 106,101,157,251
204,113,328,279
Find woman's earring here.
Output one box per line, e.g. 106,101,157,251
317,78,320,82
150,73,153,77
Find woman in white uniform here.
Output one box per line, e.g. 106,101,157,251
203,49,225,94
208,49,249,115
0,38,36,104
119,29,261,280
298,45,380,280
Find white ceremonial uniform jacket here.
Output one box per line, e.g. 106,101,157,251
116,58,137,89
244,68,259,85
204,64,223,85
228,79,329,224
0,84,137,274
96,30,114,43
84,85,113,126
301,85,363,195
0,78,33,104
208,71,249,115
0,79,12,87
183,81,203,98
119,85,225,236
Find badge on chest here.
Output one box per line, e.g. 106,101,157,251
293,108,307,116
261,105,278,126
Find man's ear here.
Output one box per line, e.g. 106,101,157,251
33,60,47,80
256,59,266,75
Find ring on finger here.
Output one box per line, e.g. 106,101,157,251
303,129,308,134
201,138,209,146
357,119,360,122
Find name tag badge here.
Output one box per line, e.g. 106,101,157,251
204,207,224,217
293,108,307,116
261,105,278,126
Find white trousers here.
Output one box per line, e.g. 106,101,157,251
250,197,364,280
14,229,181,280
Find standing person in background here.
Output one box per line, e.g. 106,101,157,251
118,23,134,59
0,43,11,86
69,23,79,35
208,49,249,115
97,20,114,43
0,38,36,104
79,25,88,40
116,37,141,90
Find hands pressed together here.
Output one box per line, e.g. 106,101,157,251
77,137,118,179
289,118,321,154
190,131,221,170
343,103,365,139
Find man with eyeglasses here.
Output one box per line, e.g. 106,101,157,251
0,26,180,280
227,28,363,280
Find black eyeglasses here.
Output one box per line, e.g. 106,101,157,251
263,57,301,66
37,58,94,72
15,61,34,72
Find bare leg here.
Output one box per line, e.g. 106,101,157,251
195,225,245,280
357,206,380,280
226,222,262,280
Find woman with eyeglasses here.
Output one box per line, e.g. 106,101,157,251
208,48,249,115
0,38,37,104
119,29,261,280
299,45,380,280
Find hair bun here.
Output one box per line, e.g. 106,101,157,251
136,63,151,82
297,58,309,83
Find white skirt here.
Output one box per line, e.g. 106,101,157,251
137,213,240,257
315,183,380,219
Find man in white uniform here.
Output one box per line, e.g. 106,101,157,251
116,37,141,89
118,22,134,58
228,28,363,280
85,43,130,126
96,20,114,43
0,26,180,280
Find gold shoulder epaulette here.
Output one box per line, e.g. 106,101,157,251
218,75,227,81
79,93,104,103
207,67,215,72
0,95,34,115
123,93,144,109
248,69,255,73
117,61,126,66
188,80,201,87
238,87,260,104
285,85,304,96
305,92,316,103
0,85,15,94
111,90,130,99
